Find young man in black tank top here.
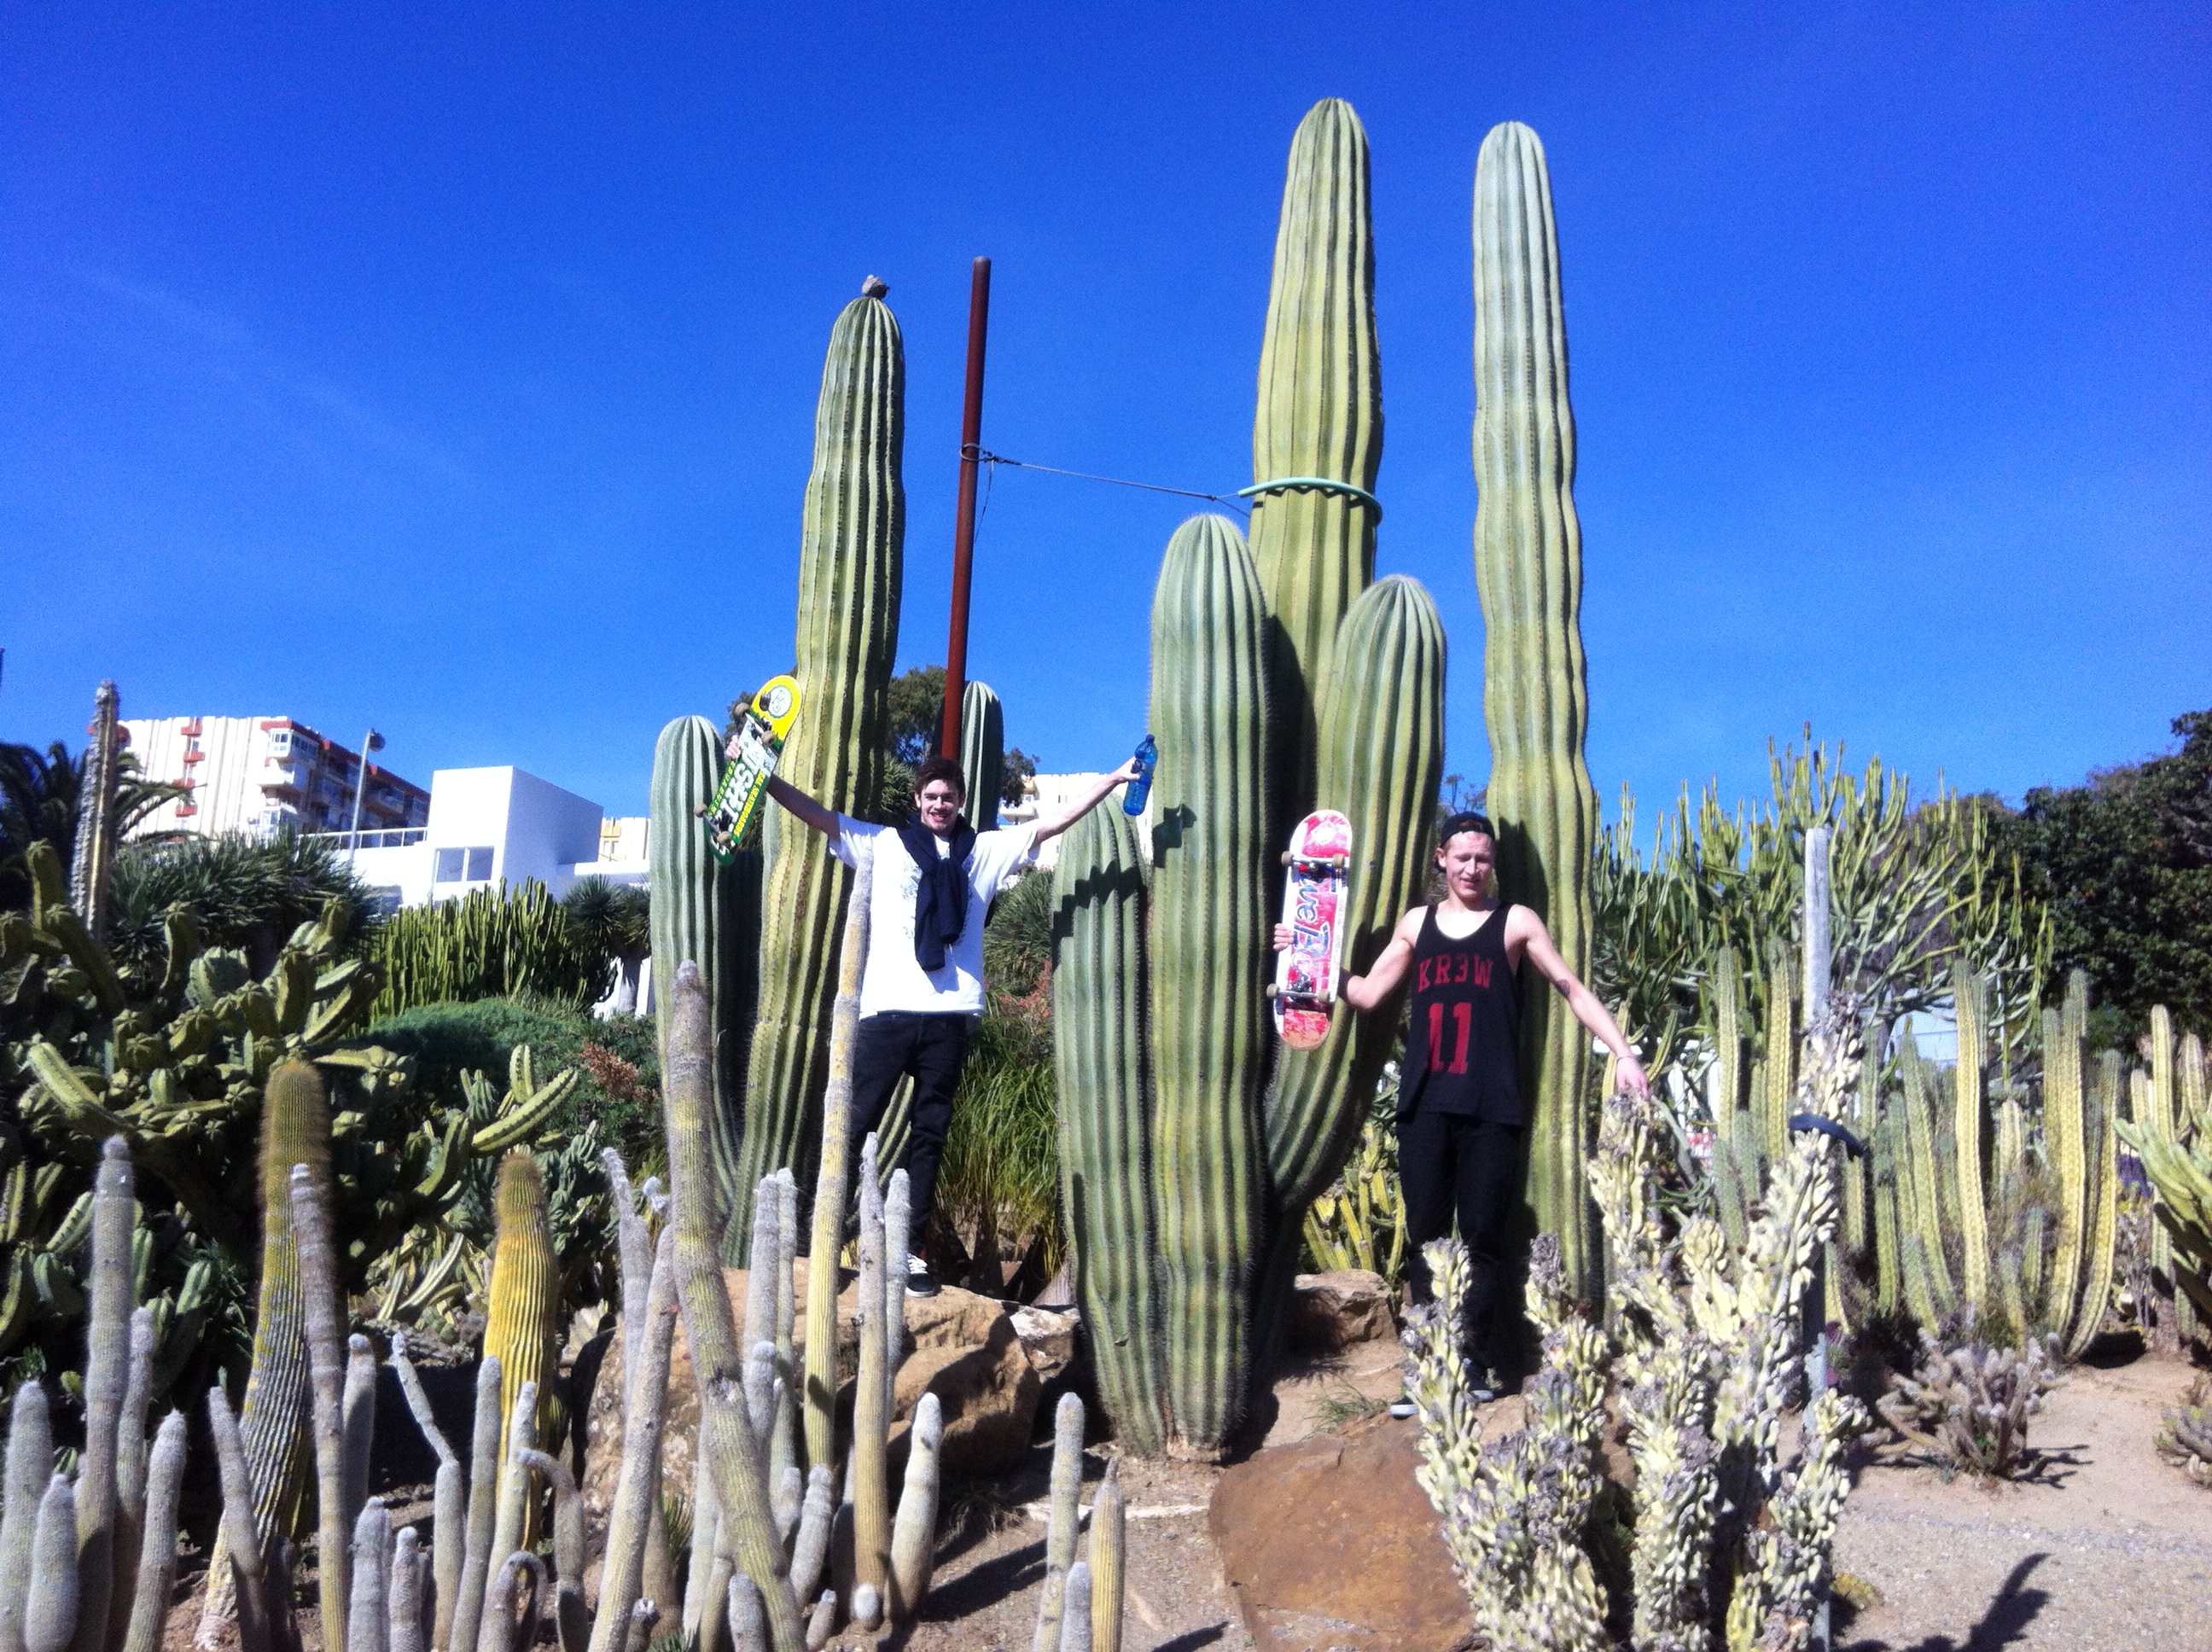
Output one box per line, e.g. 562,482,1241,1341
1275,811,1647,1401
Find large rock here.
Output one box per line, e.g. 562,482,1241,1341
1210,1416,1474,1652
581,1261,1039,1522
1288,1269,1396,1352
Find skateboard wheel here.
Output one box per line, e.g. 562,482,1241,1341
1280,850,1294,865
693,805,708,817
1264,983,1279,998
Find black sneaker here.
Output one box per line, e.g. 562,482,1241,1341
904,1254,940,1298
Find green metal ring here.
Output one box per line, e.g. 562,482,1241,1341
1237,476,1383,521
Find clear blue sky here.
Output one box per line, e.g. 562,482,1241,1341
4,4,2205,829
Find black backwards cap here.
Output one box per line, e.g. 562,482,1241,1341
1438,811,1496,845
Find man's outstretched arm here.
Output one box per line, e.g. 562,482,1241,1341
765,775,841,841
1514,910,1650,1096
1032,758,1143,844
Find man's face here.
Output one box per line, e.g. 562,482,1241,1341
1437,830,1496,902
915,778,964,835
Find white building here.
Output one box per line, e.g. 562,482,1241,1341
123,715,430,840
341,767,649,912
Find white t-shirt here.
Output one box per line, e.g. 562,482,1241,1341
831,816,1042,1016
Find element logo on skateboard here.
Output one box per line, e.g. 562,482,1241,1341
1272,809,1353,1050
702,675,801,864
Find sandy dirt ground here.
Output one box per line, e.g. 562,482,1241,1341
162,1347,2211,1652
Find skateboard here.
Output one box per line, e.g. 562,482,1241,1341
1268,808,1352,1050
701,675,802,862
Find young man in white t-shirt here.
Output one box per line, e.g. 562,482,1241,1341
765,751,1138,1294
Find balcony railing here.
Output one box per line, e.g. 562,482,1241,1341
303,828,428,851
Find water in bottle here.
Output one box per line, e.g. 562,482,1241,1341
1122,735,1157,817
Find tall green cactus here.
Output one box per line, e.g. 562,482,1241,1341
739,282,905,1248
484,1152,557,1521
1147,515,1272,1457
1471,119,1602,1297
958,680,1004,833
1264,576,1446,1214
1248,96,1381,829
1050,808,1164,1456
649,714,761,1253
240,1061,329,1543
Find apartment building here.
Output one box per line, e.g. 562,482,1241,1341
122,715,429,840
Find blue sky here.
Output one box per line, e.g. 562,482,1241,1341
3,4,2205,830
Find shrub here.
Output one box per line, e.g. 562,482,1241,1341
372,881,611,1016
1876,1332,2062,1480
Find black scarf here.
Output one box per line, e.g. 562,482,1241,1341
899,817,977,972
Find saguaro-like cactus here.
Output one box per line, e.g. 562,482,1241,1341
649,715,760,1249
740,282,906,1247
1246,97,1381,827
1148,515,1273,1457
241,1060,329,1541
958,680,1004,833
483,1153,558,1518
1471,119,1602,1296
1265,575,1446,1218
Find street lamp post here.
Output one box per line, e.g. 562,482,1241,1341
346,730,387,864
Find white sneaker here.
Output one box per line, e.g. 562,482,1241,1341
904,1254,940,1298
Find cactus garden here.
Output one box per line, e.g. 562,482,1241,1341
6,53,2211,1652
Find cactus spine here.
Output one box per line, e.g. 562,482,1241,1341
1248,97,1381,825
649,714,760,1250
1471,119,1602,1296
484,1152,557,1539
958,680,1004,832
1265,575,1446,1214
1148,515,1272,1457
740,283,905,1248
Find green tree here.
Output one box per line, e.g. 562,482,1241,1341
108,829,379,975
2000,709,2212,1040
561,875,652,1013
0,739,182,911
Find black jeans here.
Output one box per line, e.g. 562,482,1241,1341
1398,1110,1524,1373
851,1011,974,1237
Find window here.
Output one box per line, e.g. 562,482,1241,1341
366,887,405,916
435,846,496,883
269,731,292,756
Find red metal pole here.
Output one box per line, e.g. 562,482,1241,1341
940,256,992,758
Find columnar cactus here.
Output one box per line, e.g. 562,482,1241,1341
649,714,760,1249
1265,575,1446,1218
958,679,1004,833
1247,97,1381,827
242,1061,328,1540
484,1152,558,1535
67,680,121,944
739,282,906,1249
1471,119,1603,1297
1147,515,1273,1456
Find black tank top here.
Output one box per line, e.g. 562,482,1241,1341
1399,903,1523,1125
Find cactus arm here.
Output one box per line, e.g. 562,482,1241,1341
341,1337,377,1542
67,1139,133,1652
387,1529,425,1652
585,1230,676,1652
1086,1460,1126,1652
484,1553,544,1652
469,1070,579,1157
880,1172,908,1435
802,856,871,1470
741,288,906,1234
444,1356,503,1652
473,1387,539,1652
242,1063,329,1549
957,681,1005,832
850,1137,893,1611
482,1154,557,1543
346,1503,391,1652
663,963,806,1651
205,1391,272,1652
1058,1564,1094,1652
1248,97,1381,826
1030,1393,1086,1652
288,1163,353,1652
787,1469,833,1610
1264,575,1446,1214
1148,515,1271,1457
0,1382,55,1652
2065,1054,2124,1360
885,1394,942,1625
26,1477,79,1652
512,1451,585,1652
1951,961,1990,1312
799,1593,835,1651
1048,804,1164,1453
1471,120,1603,1297
2043,984,2090,1345
105,1308,155,1652
119,1412,185,1652
725,1576,769,1652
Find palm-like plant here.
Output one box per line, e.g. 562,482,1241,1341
562,875,651,1012
108,829,379,975
0,739,181,911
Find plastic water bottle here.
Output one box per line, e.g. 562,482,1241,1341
1122,735,1157,817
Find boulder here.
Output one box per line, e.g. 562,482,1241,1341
1210,1416,1474,1652
1009,1304,1081,1382
1288,1269,1396,1352
581,1261,1039,1521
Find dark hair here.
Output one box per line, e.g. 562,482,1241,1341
1436,811,1495,848
912,755,967,799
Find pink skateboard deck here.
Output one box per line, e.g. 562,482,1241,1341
1271,809,1352,1050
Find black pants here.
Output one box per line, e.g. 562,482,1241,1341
851,1011,974,1237
1398,1110,1524,1373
